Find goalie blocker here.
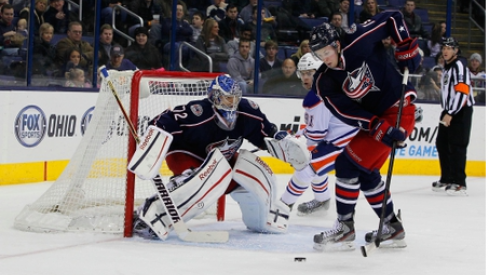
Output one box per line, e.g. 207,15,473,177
128,125,173,180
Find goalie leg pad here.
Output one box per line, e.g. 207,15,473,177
128,126,173,180
136,194,170,240
136,149,232,240
265,136,311,170
230,190,290,233
231,149,288,233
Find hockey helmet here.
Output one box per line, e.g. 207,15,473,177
296,53,323,78
441,37,459,48
309,23,340,53
208,74,242,130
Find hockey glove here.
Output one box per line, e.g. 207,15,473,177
395,37,421,73
273,130,290,140
369,117,407,148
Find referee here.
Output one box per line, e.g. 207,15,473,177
432,37,475,195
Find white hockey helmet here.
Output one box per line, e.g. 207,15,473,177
296,53,323,78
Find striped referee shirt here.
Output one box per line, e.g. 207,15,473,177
441,58,475,115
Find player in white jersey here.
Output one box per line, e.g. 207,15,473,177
279,53,359,215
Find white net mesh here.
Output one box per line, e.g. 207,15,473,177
14,70,218,233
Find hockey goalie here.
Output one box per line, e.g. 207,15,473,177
127,74,311,240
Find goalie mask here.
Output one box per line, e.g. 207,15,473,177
208,74,242,130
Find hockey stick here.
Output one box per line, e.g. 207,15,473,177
360,67,409,257
100,67,229,243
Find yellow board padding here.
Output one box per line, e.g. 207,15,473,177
258,158,486,177
0,157,485,186
0,162,45,185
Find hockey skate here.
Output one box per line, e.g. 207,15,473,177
133,213,158,240
445,184,467,196
313,219,356,251
432,180,449,192
297,199,330,216
365,210,406,248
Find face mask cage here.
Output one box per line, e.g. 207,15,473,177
209,81,242,130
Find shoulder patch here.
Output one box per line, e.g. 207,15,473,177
344,23,357,34
246,99,259,110
190,104,203,116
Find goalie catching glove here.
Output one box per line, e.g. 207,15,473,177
369,117,407,148
265,130,311,170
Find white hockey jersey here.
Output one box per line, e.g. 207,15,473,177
301,90,358,148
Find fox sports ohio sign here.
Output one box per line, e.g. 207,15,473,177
14,105,47,148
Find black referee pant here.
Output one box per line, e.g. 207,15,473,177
436,106,473,186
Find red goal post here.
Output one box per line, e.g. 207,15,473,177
125,70,227,237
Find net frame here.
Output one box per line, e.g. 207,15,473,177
13,70,225,237
125,70,225,236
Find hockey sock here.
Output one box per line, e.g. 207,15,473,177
364,180,394,220
334,153,361,218
311,175,330,202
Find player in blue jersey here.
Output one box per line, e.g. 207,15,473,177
278,53,358,216
130,74,306,240
308,11,421,250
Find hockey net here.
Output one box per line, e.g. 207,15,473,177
14,70,226,236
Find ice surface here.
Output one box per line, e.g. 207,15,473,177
0,175,485,275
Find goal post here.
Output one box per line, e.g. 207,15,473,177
14,70,226,237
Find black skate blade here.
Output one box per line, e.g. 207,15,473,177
361,239,406,257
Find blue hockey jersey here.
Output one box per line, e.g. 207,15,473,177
151,97,276,160
312,11,418,131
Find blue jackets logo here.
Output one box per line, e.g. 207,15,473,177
14,105,47,147
81,107,95,135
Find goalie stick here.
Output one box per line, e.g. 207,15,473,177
100,67,229,243
360,68,409,257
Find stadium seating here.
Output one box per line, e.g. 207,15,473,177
414,8,429,24
276,46,287,60
263,1,283,9
354,5,363,18
417,39,429,56
422,56,435,69
299,17,328,29
282,46,298,59
423,22,433,34
51,34,66,45
387,0,405,8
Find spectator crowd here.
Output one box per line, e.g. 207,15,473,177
0,0,484,102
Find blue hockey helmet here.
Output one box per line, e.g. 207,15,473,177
309,23,340,53
208,74,242,130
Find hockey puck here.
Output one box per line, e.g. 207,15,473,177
294,257,306,262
